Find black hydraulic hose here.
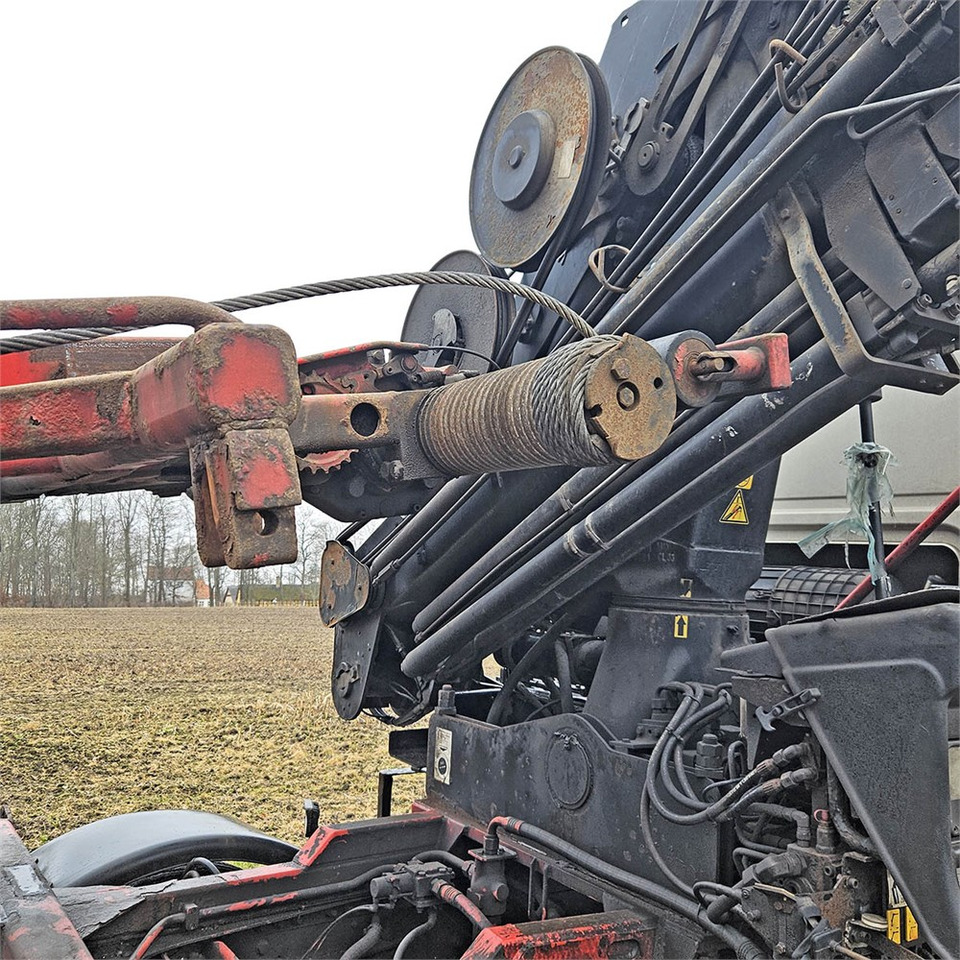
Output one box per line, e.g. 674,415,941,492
180,856,220,878
431,879,492,929
648,718,783,827
368,476,476,572
393,909,437,960
694,880,743,909
486,617,571,725
639,784,694,898
658,695,732,810
485,817,764,959
340,916,382,960
302,905,379,960
735,829,785,856
826,765,879,857
370,476,484,576
733,847,766,871
748,802,811,847
554,639,575,715
659,694,733,810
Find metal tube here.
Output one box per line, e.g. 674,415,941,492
835,486,960,609
857,396,889,599
0,296,239,332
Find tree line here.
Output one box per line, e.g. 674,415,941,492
0,492,336,607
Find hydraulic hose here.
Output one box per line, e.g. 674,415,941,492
826,766,878,857
747,802,811,847
486,616,572,725
340,917,383,960
430,880,492,929
554,639,575,715
393,909,437,960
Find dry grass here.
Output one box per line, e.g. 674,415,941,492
0,607,424,847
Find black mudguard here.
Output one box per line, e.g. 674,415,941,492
34,809,298,886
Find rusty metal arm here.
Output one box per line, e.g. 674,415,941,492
0,296,240,332
0,323,303,570
0,325,297,459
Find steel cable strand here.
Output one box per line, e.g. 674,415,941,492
0,327,138,354
528,335,623,464
211,271,597,341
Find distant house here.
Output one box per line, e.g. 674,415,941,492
194,579,211,607
146,565,195,605
222,584,318,606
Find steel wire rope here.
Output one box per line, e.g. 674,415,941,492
0,326,138,354
211,271,596,340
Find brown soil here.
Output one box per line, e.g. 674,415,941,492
0,607,424,848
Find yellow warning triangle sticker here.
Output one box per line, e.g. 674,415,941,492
720,488,749,524
736,476,753,490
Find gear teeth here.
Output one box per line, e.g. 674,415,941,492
298,450,353,474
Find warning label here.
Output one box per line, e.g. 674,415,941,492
719,488,749,524
434,727,452,785
674,614,689,639
736,476,754,490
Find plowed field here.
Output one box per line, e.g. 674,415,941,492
0,607,424,847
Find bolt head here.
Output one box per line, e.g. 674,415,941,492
507,145,525,168
616,383,638,409
611,357,633,381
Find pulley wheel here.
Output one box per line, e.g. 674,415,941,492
470,47,611,271
401,250,511,373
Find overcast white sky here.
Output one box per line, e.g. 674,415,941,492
2,3,616,356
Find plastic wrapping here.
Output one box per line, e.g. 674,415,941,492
799,441,896,582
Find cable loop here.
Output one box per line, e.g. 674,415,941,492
588,245,633,293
